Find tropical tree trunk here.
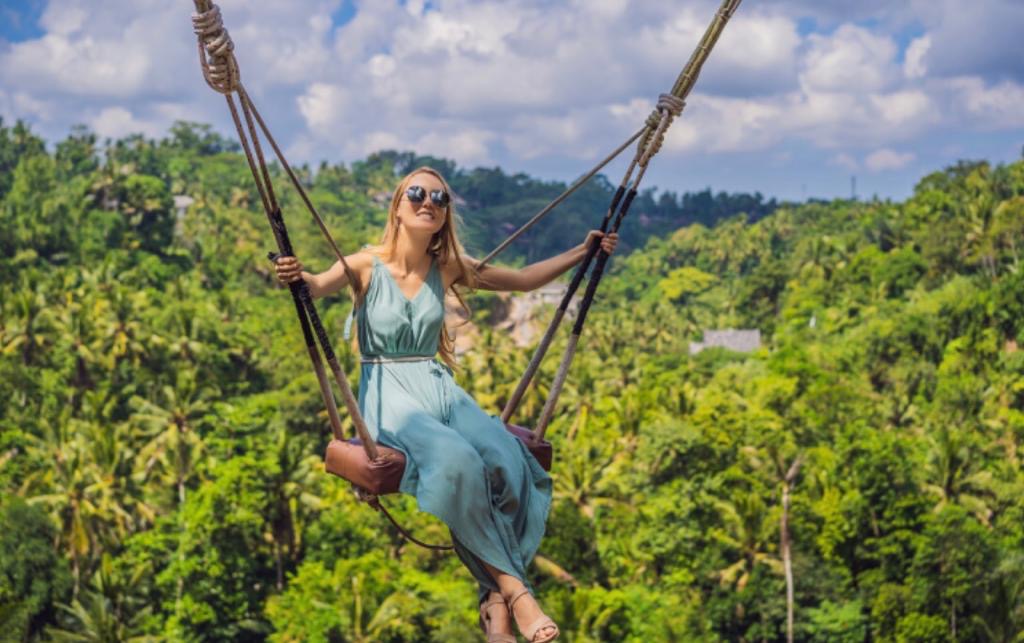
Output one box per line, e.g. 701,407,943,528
781,453,804,643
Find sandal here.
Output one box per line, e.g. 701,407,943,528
479,594,516,643
509,588,560,642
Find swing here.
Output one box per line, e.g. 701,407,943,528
189,0,742,547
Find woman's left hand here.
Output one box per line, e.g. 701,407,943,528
583,230,619,255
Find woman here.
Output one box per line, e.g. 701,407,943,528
275,167,617,642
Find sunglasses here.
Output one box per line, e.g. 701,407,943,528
405,185,450,208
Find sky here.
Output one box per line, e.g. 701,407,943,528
0,0,1022,202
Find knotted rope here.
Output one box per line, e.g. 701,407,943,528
192,4,239,95
503,0,744,438
189,0,377,462
638,93,686,167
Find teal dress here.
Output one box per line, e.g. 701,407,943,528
348,254,552,599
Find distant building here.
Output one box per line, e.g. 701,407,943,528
173,195,194,219
689,329,762,355
172,195,194,237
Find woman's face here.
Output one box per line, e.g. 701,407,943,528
397,172,448,236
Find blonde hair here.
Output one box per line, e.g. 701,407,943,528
369,166,476,368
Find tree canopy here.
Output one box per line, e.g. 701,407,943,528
2,118,1024,641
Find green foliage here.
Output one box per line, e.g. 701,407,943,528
805,600,867,642
160,455,277,641
0,118,46,200
0,496,73,641
3,122,1024,641
659,265,718,303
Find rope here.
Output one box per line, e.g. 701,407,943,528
355,488,454,551
191,4,240,95
504,0,744,437
190,0,741,543
477,127,645,270
190,1,378,460
638,93,686,167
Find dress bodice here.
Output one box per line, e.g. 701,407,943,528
350,255,444,358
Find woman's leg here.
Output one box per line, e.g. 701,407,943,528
480,561,557,641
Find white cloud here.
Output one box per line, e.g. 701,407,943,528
949,77,1024,129
869,90,933,128
865,148,915,172
801,25,899,93
39,5,87,36
89,106,165,140
0,0,1021,202
910,0,1024,81
830,153,859,171
903,35,930,80
10,91,55,121
296,82,351,134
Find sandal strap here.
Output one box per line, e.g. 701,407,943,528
481,596,508,612
523,615,558,641
508,588,532,611
479,596,516,643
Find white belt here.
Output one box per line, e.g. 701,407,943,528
361,355,436,364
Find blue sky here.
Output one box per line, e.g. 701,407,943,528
1,0,1022,202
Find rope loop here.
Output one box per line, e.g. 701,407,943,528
353,485,454,551
192,4,240,94
638,93,686,166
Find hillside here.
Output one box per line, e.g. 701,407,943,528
2,118,1024,641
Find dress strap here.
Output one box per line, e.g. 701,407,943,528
345,253,382,340
343,305,355,340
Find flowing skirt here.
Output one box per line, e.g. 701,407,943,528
358,358,553,598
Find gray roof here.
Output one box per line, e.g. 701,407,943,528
689,329,761,355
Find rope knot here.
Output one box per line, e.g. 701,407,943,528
353,485,380,506
639,93,686,166
192,4,240,94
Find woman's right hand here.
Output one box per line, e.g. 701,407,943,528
274,255,304,284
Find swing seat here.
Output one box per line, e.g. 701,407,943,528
324,424,552,495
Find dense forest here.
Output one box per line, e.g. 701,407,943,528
1,117,1023,641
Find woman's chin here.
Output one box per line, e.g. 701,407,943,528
404,219,443,234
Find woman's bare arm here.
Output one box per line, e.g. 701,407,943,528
450,231,618,293
275,251,374,299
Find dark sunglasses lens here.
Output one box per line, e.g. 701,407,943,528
430,190,450,207
406,185,426,203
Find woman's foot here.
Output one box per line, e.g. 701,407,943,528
506,588,559,642
479,592,515,642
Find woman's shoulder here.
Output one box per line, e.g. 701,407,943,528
336,248,379,298
346,247,382,270
438,253,478,290
348,247,380,264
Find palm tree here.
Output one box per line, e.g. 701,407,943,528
923,425,995,525
45,555,155,642
265,424,323,590
130,368,216,511
129,368,217,612
710,489,783,622
52,286,104,395
960,188,998,278
21,419,109,596
974,552,1024,642
779,454,805,643
94,280,152,373
739,443,806,642
1,283,54,366
342,573,422,643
